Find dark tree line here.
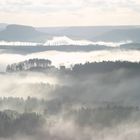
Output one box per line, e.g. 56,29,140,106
6,59,52,72
71,61,140,74
6,59,140,74
69,105,139,129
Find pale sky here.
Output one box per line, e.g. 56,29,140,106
0,0,140,27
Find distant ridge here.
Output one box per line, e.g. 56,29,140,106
0,24,140,43
0,24,50,42
0,23,8,31
94,28,140,42
37,26,140,42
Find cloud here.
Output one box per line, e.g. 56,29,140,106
1,49,140,72
0,0,140,14
0,72,59,98
83,0,140,11
1,54,140,139
1,60,140,140
0,0,140,27
0,0,140,12
43,36,132,46
0,0,83,13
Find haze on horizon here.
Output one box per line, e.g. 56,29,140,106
0,0,140,27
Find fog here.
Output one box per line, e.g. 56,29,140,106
0,72,59,98
0,37,132,47
1,62,140,140
1,50,140,72
0,41,40,46
43,36,132,47
0,45,140,139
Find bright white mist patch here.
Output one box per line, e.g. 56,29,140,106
0,72,59,98
44,36,132,47
0,41,41,46
1,50,140,72
0,36,132,47
28,50,140,67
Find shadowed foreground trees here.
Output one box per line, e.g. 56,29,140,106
0,110,45,137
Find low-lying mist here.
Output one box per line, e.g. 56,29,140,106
1,60,140,139
1,49,140,72
0,38,132,47
0,72,60,98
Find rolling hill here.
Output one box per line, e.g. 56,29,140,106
0,24,50,42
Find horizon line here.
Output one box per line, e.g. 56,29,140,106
1,23,140,28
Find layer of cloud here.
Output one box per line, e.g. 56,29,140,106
0,0,140,26
1,50,140,71
1,55,140,139
44,36,132,46
1,60,140,140
0,0,140,13
0,37,132,47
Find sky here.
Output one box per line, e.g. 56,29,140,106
0,0,140,27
